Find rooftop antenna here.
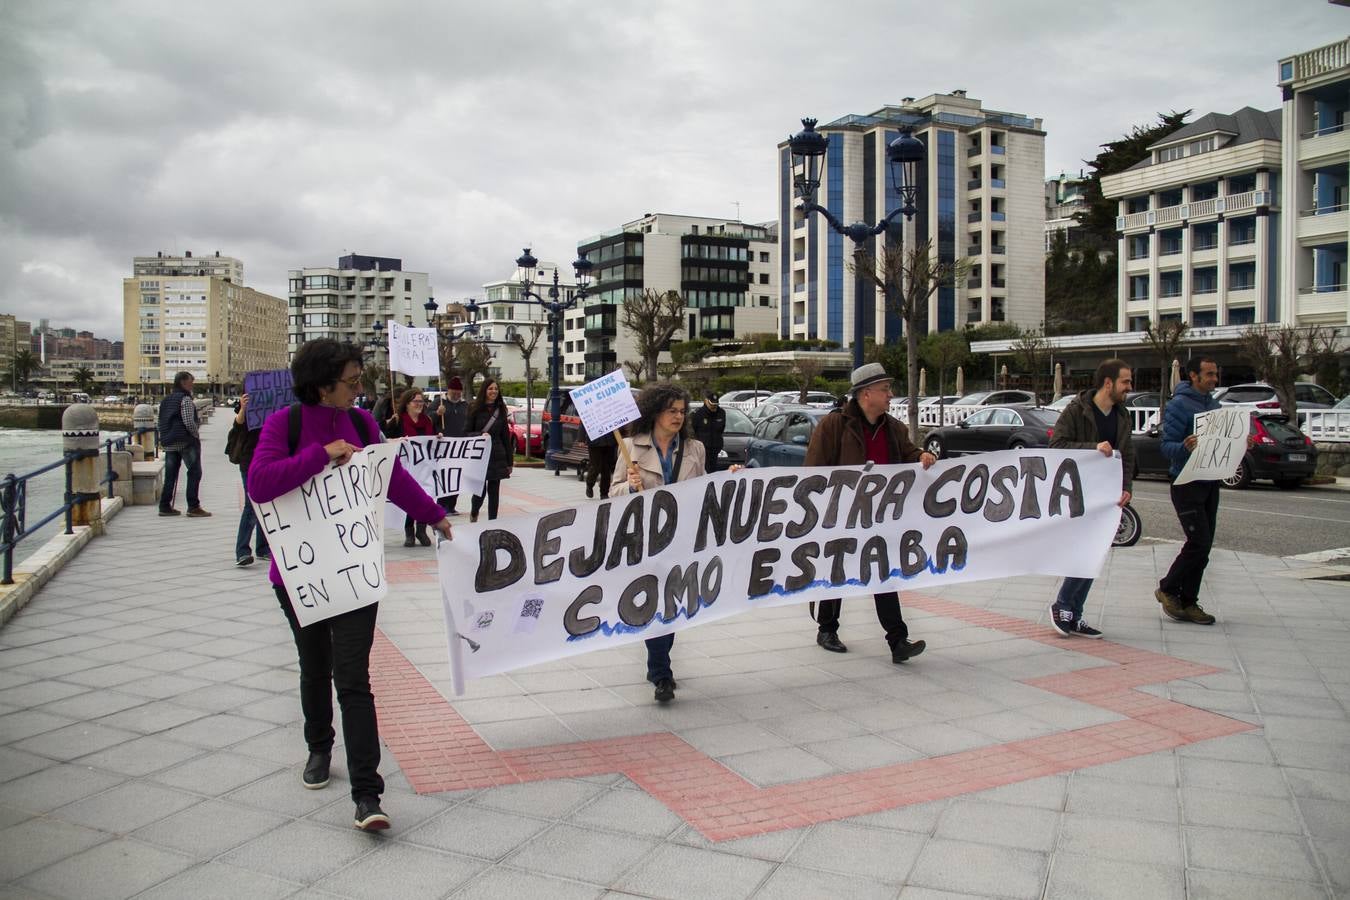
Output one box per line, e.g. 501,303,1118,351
732,200,741,221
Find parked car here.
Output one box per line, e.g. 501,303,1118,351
765,390,838,409
718,389,774,410
508,407,545,455
1217,382,1338,410
712,406,755,471
1132,411,1317,489
923,406,1059,458
1335,395,1350,410
744,400,810,422
1045,395,1075,412
744,408,834,467
951,389,1039,408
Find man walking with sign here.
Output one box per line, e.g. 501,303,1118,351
805,363,936,662
1156,356,1238,625
1048,359,1136,638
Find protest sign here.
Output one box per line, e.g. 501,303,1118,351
386,321,440,376
569,369,641,440
243,369,295,430
383,435,491,528
438,449,1122,692
253,443,398,628
1174,407,1250,485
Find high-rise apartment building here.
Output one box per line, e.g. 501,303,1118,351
1278,36,1349,325
287,254,432,356
133,250,243,284
575,214,779,382
0,315,31,390
123,252,287,389
1101,107,1282,332
778,93,1046,348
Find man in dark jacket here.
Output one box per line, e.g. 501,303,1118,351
435,377,469,515
1047,358,1136,638
158,371,210,518
227,394,270,566
804,363,937,663
1156,357,1230,625
689,392,726,470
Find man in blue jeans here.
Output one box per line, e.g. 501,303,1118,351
158,371,211,518
1048,358,1137,638
227,394,270,566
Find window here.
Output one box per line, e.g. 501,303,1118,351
1158,145,1185,163
759,252,770,263
1129,274,1150,301
964,409,994,426
758,273,769,284
404,278,412,292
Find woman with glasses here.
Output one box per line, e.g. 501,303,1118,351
611,382,706,704
247,340,451,832
385,388,436,546
466,377,513,523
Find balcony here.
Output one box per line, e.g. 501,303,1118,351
793,283,806,293
1227,239,1258,259
989,178,1006,190
967,179,982,190
966,244,983,256
1297,205,1349,243
990,145,1006,155
967,277,983,289
968,211,982,223
990,211,1007,222
1297,284,1348,318
1116,189,1274,232
793,251,806,261
1298,125,1350,166
991,278,1006,289
990,245,1006,255
792,315,806,325
967,146,983,158
1191,245,1218,264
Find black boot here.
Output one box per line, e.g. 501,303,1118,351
416,524,431,546
403,525,415,548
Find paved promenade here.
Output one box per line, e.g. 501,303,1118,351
1,413,1348,899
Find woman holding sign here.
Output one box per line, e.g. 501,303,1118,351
248,340,452,832
611,383,707,704
467,377,513,522
387,388,437,547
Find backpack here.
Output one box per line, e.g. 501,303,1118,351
287,402,375,456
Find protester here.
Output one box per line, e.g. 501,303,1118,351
371,387,401,426
467,377,513,523
804,362,935,662
386,387,437,547
1048,359,1137,638
158,371,210,518
248,339,451,832
611,383,707,703
1156,357,1249,625
689,391,727,471
435,376,468,515
225,394,269,566
583,422,619,499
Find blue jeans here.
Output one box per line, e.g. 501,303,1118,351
645,634,675,684
161,442,201,511
235,469,269,560
1054,577,1094,621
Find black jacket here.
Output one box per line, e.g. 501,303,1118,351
1051,390,1135,493
689,404,726,454
437,398,468,438
468,402,513,480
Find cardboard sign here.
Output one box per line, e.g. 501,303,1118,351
438,449,1123,692
383,435,491,528
243,369,295,431
570,370,641,440
387,321,439,376
252,443,398,628
1174,407,1250,486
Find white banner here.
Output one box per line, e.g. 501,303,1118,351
386,321,440,376
439,449,1122,692
383,435,491,528
1174,407,1249,485
569,369,641,439
253,443,398,628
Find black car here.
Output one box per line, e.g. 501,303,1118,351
923,406,1059,458
745,408,834,467
1133,412,1317,489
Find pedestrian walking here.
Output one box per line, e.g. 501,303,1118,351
247,339,452,832
689,391,727,471
1047,359,1137,638
385,387,436,547
225,394,270,567
804,363,935,662
158,371,210,518
467,377,513,522
435,376,468,515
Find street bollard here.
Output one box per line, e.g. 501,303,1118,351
134,404,156,458
62,404,103,534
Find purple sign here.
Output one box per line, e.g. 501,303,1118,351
243,369,294,430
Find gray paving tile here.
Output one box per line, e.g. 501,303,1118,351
225,769,345,818
507,822,657,884
73,734,205,777
1179,756,1292,798
1296,797,1350,844
12,721,140,761
1045,853,1183,900
0,747,53,782
157,712,276,748
135,861,301,900
0,680,88,709
314,842,485,899
405,803,551,860
719,746,837,786
755,864,897,900
908,838,1047,898
1285,766,1350,802
20,837,194,899
787,821,925,882
1182,786,1303,834
677,722,788,757
471,779,606,819
670,823,807,861
150,749,284,795
614,842,775,899
1183,824,1321,883
1184,868,1332,900
1066,776,1179,823
449,865,604,900
53,780,201,833
1056,812,1183,867
133,798,288,856
306,788,452,833
0,817,109,880
221,819,376,882
567,786,685,838
936,799,1059,851
801,734,922,770
0,764,125,814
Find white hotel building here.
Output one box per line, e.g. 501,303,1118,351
287,254,432,357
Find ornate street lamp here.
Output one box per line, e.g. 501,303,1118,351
788,117,926,369
514,248,592,470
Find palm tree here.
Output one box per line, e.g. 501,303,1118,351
73,365,96,396
11,349,40,390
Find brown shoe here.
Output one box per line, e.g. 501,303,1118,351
185,507,212,518
1180,603,1216,625
1154,588,1187,622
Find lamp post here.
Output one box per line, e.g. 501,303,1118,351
788,117,925,370
422,297,481,388
514,248,593,470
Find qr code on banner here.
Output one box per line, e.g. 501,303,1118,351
473,611,494,632
515,597,543,634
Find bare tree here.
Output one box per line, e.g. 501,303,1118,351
361,362,391,399
748,355,773,401
1236,324,1335,419
1010,327,1049,388
623,359,646,384
513,321,548,453
795,355,825,403
1142,319,1189,407
620,288,686,383
920,331,969,421
455,340,493,394
853,238,972,437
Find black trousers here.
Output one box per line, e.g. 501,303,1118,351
1159,480,1221,605
274,586,384,802
471,479,501,519
586,444,619,497
816,592,908,647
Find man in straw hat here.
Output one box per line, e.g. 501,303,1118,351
805,362,937,663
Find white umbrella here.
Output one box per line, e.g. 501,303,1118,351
999,363,1009,389
1052,363,1063,402
919,367,927,397
955,366,965,397
1170,359,1182,390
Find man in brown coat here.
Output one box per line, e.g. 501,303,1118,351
804,363,937,663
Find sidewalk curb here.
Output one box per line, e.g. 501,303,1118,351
0,496,123,627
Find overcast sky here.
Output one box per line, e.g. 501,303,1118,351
2,0,1345,340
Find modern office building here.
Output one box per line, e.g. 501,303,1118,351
777,92,1046,348
287,254,432,357
1278,35,1349,326
122,253,287,391
575,214,779,382
1045,172,1091,251
1101,107,1282,332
